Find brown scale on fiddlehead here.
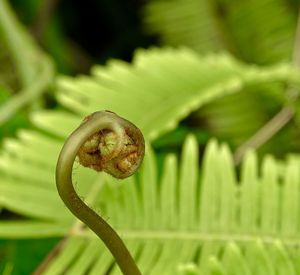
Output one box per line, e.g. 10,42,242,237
56,110,144,275
77,111,144,178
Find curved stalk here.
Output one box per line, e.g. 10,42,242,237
56,111,144,275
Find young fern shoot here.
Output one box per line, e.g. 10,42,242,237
56,111,145,275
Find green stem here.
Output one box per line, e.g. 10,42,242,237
56,111,142,275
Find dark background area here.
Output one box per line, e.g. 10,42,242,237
10,0,156,74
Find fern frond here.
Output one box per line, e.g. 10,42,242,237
143,0,299,154
2,135,299,273
33,48,299,142
143,0,224,53
0,48,300,273
143,0,297,64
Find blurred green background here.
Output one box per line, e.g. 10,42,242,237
1,0,300,274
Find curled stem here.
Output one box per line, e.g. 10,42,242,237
56,111,144,275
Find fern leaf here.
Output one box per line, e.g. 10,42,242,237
36,136,300,274
33,48,299,142
143,0,299,154
0,221,69,239
2,133,300,273
143,0,224,53
143,0,297,64
0,48,300,273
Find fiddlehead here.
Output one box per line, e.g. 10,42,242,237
56,110,144,275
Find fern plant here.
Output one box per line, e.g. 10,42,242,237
0,47,300,274
143,0,300,156
143,0,297,64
